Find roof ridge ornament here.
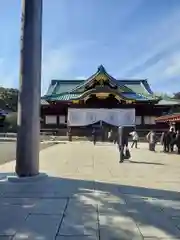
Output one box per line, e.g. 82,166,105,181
98,65,106,73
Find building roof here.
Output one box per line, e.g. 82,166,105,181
40,99,49,105
46,79,153,96
45,92,153,102
43,65,160,103
45,93,81,101
156,99,180,106
45,65,153,95
155,113,180,123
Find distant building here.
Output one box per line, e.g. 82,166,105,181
155,112,180,130
41,65,180,135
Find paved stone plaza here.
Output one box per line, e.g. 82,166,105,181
0,142,180,239
0,142,57,165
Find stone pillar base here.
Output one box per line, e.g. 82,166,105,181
7,172,47,183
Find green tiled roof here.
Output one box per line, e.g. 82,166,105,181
46,80,82,95
46,84,56,95
70,65,133,93
43,91,156,102
44,66,156,102
46,79,153,96
119,80,153,95
47,93,81,101
53,83,79,95
124,83,149,96
41,99,49,105
156,99,180,106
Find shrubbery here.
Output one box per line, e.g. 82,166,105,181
3,112,17,132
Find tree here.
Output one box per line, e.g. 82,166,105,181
173,92,180,100
0,87,18,111
3,112,17,132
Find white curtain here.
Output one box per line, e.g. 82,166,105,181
68,108,135,126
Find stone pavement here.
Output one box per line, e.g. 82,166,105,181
0,142,180,239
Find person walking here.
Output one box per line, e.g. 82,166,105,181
175,130,180,154
113,129,118,144
130,130,139,148
146,130,157,151
164,128,174,153
117,127,130,163
67,127,72,142
92,128,97,145
108,129,113,142
169,127,176,152
161,131,169,152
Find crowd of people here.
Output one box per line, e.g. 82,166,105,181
118,127,180,163
82,126,180,163
160,128,180,154
129,127,180,154
90,126,180,160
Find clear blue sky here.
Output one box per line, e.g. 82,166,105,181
0,0,180,94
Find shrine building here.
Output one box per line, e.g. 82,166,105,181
41,65,180,135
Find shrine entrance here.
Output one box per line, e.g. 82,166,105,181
67,108,135,140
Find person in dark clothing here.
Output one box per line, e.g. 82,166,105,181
160,131,165,151
117,127,130,163
68,127,72,141
164,129,174,152
114,132,118,144
175,130,180,154
161,131,170,152
112,127,118,144
169,128,176,152
92,128,97,145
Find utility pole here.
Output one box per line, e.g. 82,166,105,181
16,0,43,177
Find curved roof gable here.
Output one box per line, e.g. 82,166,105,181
45,65,154,98
70,65,133,93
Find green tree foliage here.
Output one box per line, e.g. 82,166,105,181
173,92,180,100
0,87,18,132
3,112,17,132
0,87,18,112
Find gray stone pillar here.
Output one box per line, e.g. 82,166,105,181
16,0,43,177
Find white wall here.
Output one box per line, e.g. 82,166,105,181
144,116,156,125
59,115,66,124
135,116,142,125
45,115,57,124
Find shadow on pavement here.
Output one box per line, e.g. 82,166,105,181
128,160,165,165
0,173,180,239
